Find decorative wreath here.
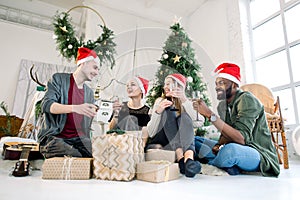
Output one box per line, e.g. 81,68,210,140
53,6,116,69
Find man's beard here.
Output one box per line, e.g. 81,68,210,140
217,85,233,100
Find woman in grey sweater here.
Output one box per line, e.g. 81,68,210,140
146,73,204,178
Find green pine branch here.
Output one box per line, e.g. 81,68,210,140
0,101,12,136
53,12,116,69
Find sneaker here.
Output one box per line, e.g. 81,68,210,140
223,166,240,175
185,158,201,178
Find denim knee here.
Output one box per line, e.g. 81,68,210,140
210,143,240,167
218,143,240,156
210,143,260,170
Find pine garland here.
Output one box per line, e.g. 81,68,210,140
106,129,126,135
53,11,116,69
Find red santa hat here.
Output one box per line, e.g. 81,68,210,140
214,63,241,86
76,47,100,67
166,73,187,88
134,76,149,97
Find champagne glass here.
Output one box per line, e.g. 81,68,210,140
112,96,123,117
168,82,179,111
192,91,201,121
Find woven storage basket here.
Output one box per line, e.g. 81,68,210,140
0,115,23,138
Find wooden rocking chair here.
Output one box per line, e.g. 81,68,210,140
240,83,289,169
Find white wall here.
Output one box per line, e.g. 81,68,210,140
0,20,72,114
84,2,174,100
188,0,230,66
85,2,167,35
0,1,167,115
0,0,246,116
187,0,247,110
188,0,248,72
186,0,227,110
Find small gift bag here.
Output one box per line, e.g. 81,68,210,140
92,130,144,181
42,156,93,180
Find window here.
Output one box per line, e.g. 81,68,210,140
255,50,290,88
296,86,300,118
285,3,300,43
252,16,285,56
289,44,300,82
249,0,300,127
274,89,295,125
250,0,280,25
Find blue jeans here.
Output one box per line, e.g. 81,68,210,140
194,136,260,172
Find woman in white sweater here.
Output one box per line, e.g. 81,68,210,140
146,73,204,178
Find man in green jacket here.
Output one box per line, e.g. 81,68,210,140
193,63,280,177
38,47,99,158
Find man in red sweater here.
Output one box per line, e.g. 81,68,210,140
38,47,100,158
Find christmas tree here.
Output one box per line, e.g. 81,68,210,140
146,22,211,111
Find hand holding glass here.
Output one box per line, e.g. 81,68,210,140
192,91,201,121
168,82,179,111
112,96,123,117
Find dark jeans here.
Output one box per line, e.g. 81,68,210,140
147,108,195,153
40,135,92,159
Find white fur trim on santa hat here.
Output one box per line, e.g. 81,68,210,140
166,75,185,87
77,56,100,67
217,73,240,86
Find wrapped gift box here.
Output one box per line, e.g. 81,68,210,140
42,157,93,180
145,149,175,163
92,131,144,181
136,161,180,183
